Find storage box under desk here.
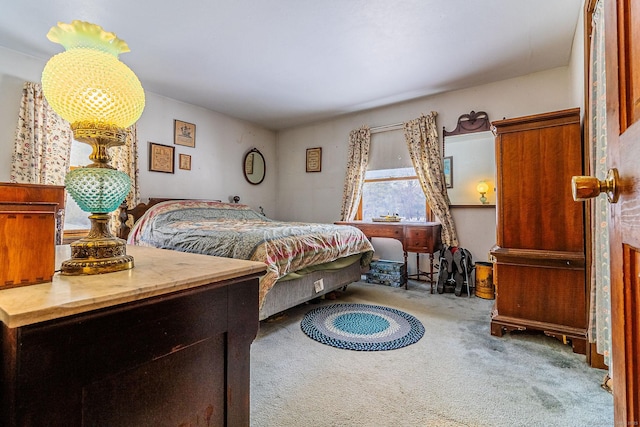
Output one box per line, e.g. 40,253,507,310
0,202,57,288
366,260,406,287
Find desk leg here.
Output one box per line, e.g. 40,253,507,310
403,251,408,290
429,253,435,294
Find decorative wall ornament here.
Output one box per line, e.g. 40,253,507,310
306,147,322,172
442,110,491,155
149,142,174,173
179,153,191,170
174,119,196,147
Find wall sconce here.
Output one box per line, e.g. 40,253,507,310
42,21,145,275
476,181,489,204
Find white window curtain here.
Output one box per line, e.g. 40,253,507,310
588,0,611,372
404,112,458,246
340,126,371,221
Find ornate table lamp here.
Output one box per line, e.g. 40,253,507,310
42,21,145,275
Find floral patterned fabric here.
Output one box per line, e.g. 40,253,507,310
588,0,611,370
110,124,140,235
340,126,370,220
10,82,72,186
404,112,458,246
10,81,72,244
128,200,374,308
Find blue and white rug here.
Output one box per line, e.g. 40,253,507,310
300,303,424,351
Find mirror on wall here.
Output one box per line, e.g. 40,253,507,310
442,111,495,205
243,148,266,185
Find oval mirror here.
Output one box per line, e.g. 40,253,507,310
243,148,266,185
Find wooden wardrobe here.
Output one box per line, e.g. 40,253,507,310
490,108,587,354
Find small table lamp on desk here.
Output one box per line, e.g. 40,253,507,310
334,220,442,292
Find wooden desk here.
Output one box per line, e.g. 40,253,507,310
0,246,266,427
335,221,442,292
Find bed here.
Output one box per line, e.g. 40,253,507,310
118,199,374,320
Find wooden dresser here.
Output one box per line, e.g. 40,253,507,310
0,245,266,426
490,108,587,353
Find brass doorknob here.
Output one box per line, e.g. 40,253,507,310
571,168,619,203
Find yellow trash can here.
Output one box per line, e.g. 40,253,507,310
474,262,494,299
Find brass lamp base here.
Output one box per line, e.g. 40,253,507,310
61,213,134,275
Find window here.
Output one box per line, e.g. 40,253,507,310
63,140,92,238
358,167,431,221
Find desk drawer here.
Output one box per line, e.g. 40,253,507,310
405,228,436,252
357,224,402,239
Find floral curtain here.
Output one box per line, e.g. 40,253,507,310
340,126,370,220
404,112,458,246
10,82,72,186
588,0,611,371
109,124,141,236
10,81,72,244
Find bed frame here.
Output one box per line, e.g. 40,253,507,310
117,199,364,320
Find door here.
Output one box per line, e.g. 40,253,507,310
606,0,640,424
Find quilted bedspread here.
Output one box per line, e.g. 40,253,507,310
128,200,374,307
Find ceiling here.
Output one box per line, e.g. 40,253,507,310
0,1,583,130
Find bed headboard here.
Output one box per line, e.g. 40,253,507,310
117,198,222,240
117,198,175,240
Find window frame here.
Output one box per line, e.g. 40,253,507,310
355,174,433,222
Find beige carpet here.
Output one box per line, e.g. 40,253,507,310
250,281,613,427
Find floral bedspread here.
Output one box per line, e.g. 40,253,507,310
128,200,374,307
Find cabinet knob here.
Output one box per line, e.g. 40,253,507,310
571,168,619,203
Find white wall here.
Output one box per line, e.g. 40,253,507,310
136,93,277,213
0,46,278,214
275,65,578,270
569,0,586,118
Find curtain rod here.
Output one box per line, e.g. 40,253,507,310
370,122,404,134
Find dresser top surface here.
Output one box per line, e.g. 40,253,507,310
0,245,266,328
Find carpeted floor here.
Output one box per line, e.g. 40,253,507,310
250,281,613,427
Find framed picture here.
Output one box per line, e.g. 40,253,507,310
443,156,453,188
179,153,192,170
149,142,174,173
306,147,322,173
174,119,196,148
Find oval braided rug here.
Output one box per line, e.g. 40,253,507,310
300,303,424,351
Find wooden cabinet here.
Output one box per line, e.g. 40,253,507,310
0,246,265,426
0,183,65,288
490,108,587,353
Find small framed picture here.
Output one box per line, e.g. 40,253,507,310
174,119,196,148
179,153,192,170
306,147,322,173
149,142,174,173
443,156,453,188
